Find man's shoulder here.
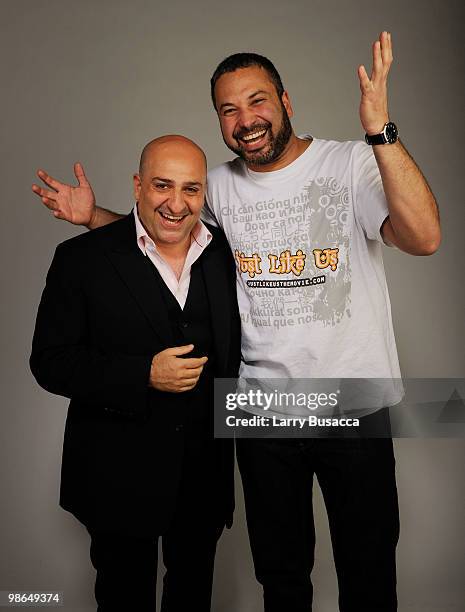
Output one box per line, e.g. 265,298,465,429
207,158,244,184
311,137,367,155
56,214,133,255
305,137,375,175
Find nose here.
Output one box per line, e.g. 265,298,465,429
167,189,187,214
237,107,257,129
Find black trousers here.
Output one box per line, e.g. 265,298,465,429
88,522,223,611
236,409,400,612
87,429,225,612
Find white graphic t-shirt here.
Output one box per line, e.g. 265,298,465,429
204,136,403,410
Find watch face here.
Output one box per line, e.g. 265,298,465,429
385,122,398,144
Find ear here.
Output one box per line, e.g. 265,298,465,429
281,91,294,119
133,173,142,201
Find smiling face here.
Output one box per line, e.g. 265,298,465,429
133,137,206,254
214,65,294,169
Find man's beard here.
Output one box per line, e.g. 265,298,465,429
226,105,293,166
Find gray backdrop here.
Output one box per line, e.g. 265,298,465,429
1,0,464,610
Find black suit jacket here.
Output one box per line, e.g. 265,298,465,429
30,214,241,536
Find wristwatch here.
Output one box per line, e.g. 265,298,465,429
365,122,398,145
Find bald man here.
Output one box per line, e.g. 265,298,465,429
30,136,241,611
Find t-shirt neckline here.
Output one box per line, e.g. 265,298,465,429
243,134,319,182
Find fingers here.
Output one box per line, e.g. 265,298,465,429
32,184,66,218
381,31,393,66
172,360,205,387
357,65,372,92
32,184,57,200
161,374,201,393
74,162,90,187
164,347,208,366
179,365,204,379
166,344,195,357
371,40,383,80
177,372,205,391
32,184,58,211
178,377,199,389
36,169,63,191
181,356,208,369
157,345,208,363
150,347,207,393
42,196,58,209
359,32,392,135
371,31,393,82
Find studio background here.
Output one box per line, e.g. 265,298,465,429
1,0,464,610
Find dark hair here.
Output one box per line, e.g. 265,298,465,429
210,52,285,110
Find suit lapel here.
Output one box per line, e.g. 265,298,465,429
201,240,231,374
102,215,234,367
103,215,174,347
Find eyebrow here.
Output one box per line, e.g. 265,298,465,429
219,89,269,111
248,90,268,99
183,181,203,188
151,177,203,187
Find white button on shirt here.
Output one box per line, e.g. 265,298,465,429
133,204,212,309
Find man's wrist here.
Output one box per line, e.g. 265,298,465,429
364,116,390,137
365,124,387,137
365,121,398,146
86,207,100,230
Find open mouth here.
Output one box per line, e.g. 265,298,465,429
158,210,187,226
237,127,269,148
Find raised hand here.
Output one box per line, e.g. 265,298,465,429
149,344,208,393
358,31,393,135
32,162,97,226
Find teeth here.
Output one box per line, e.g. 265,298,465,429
242,129,267,142
160,212,184,221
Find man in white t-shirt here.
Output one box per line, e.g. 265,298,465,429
33,32,440,612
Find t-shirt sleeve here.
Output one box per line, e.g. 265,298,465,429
352,142,389,244
201,196,220,228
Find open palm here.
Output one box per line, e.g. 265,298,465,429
32,162,96,226
358,31,393,135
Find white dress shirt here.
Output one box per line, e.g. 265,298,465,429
133,204,212,309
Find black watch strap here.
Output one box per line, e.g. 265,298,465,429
365,132,387,145
365,122,398,146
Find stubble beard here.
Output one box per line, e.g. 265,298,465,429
227,104,293,167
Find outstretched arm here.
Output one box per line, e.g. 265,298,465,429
358,31,440,255
32,162,123,229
